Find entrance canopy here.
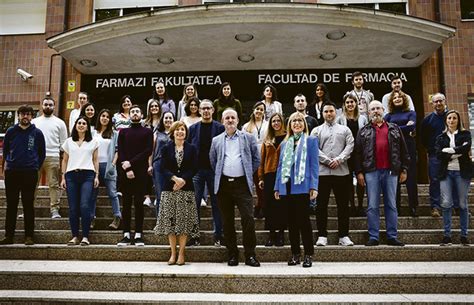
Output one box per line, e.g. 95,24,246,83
46,3,456,74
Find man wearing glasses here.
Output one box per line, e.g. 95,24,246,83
187,100,225,247
32,95,68,219
355,101,409,247
1,105,45,245
420,93,450,217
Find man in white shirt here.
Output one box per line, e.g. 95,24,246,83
68,92,89,133
32,96,68,218
381,75,415,115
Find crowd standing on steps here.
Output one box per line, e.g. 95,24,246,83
1,75,471,263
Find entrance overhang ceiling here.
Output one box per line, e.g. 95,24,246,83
46,3,456,74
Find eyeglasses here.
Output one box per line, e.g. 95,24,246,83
150,105,159,108
433,100,444,104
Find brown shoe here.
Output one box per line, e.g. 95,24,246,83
108,216,121,230
431,208,441,217
24,237,34,246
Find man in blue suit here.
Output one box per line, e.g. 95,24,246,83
187,99,225,247
210,108,261,267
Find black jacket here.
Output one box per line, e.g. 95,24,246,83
435,130,472,180
160,142,198,191
354,121,410,175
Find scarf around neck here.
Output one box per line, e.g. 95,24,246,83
281,132,307,185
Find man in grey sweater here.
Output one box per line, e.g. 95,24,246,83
311,102,354,246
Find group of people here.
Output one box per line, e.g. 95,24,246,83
0,72,471,268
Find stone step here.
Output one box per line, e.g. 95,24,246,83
4,192,474,208
0,205,463,219
0,229,467,245
0,260,472,294
2,216,472,231
0,290,473,304
0,244,472,262
3,184,466,196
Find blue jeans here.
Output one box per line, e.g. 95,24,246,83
428,155,441,209
65,170,95,238
365,169,398,241
440,170,470,238
91,163,121,218
193,169,222,238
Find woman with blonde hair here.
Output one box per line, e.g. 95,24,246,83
258,112,286,246
274,111,319,267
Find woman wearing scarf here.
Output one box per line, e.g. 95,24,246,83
274,112,319,268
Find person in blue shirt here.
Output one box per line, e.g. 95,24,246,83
1,105,46,245
384,91,418,217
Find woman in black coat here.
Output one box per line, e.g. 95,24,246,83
435,110,471,246
154,121,199,265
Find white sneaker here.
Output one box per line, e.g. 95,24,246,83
200,199,207,207
143,197,152,207
315,236,328,246
18,214,24,219
51,211,61,219
339,236,354,246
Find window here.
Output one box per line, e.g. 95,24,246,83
317,1,407,15
461,0,474,21
468,95,474,158
93,1,177,22
95,9,120,22
0,0,47,35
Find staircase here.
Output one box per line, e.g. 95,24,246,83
0,185,473,304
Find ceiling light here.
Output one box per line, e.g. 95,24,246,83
238,54,255,63
157,57,174,64
326,30,346,40
235,34,254,43
80,59,97,67
401,52,420,60
145,36,164,45
319,53,337,61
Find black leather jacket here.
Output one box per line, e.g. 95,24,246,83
435,130,472,180
354,121,410,175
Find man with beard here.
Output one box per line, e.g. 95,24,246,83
311,102,354,246
346,71,374,119
0,105,45,245
32,95,68,218
210,108,260,267
355,101,409,246
187,99,225,247
116,105,153,247
381,75,415,116
293,94,318,133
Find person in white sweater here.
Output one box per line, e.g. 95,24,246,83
32,96,68,218
69,92,89,133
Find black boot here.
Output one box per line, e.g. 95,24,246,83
265,231,275,247
274,230,284,247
